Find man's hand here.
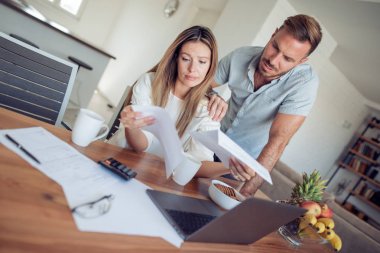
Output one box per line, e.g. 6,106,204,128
229,157,260,198
229,157,256,181
238,113,306,197
207,94,228,121
239,175,263,198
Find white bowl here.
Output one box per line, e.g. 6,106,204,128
208,180,245,210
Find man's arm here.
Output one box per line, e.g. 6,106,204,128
239,113,306,197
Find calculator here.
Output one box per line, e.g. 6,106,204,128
98,157,137,180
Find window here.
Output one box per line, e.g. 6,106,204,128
44,0,86,16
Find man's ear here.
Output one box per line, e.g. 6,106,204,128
300,57,309,64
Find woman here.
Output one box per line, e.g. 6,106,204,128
109,26,230,179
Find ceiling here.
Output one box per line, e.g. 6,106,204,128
288,0,380,107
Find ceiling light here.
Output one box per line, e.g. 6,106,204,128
163,0,179,18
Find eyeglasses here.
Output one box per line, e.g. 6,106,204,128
71,194,114,219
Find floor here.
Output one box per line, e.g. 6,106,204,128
63,90,116,129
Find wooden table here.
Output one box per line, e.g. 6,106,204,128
0,108,333,253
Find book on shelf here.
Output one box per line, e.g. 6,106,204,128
343,154,354,165
366,167,379,179
347,157,370,174
355,141,379,160
359,162,370,174
343,202,354,211
353,142,361,152
356,181,380,206
369,191,380,206
363,188,375,199
357,212,367,220
355,180,367,195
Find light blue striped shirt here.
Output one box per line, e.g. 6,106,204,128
216,46,318,159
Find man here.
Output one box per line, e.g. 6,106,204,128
212,14,322,196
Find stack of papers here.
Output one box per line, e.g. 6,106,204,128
132,105,185,178
0,127,183,247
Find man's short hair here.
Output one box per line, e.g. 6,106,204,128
280,14,322,56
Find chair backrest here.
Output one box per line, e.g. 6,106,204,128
0,32,77,126
106,86,131,140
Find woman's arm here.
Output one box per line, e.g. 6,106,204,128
196,161,230,178
183,103,230,178
120,105,155,152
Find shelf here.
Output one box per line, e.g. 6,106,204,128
339,162,380,188
370,121,380,130
359,136,380,150
351,192,380,212
331,117,380,230
339,201,367,221
349,149,378,164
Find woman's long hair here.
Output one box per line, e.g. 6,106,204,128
125,26,218,137
150,25,218,137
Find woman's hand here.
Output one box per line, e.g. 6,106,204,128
120,105,155,129
229,157,256,182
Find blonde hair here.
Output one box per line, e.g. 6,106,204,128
127,26,218,137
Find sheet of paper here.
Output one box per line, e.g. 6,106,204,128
132,105,185,178
64,179,183,247
0,127,183,247
191,129,272,184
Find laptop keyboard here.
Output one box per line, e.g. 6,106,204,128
166,209,217,236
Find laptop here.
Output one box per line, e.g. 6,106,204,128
146,189,305,244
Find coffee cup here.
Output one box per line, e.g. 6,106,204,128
71,108,109,147
172,157,201,186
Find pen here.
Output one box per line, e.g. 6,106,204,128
5,134,41,164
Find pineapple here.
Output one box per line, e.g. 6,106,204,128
290,170,327,205
283,170,339,243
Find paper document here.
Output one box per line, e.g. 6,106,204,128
132,105,186,178
0,127,183,247
191,129,272,184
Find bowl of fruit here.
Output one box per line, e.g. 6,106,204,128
277,170,343,251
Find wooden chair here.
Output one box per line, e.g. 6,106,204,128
0,32,77,127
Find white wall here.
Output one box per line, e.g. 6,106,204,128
97,0,226,105
26,0,125,48
213,0,276,58
97,0,191,104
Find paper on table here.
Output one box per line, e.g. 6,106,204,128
132,105,186,178
0,127,183,247
0,127,119,188
64,180,183,248
191,129,272,184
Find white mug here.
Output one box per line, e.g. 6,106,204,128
71,108,109,147
172,157,201,186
